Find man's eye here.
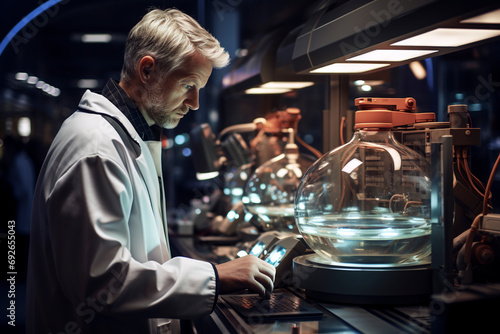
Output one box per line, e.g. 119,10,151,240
184,85,193,90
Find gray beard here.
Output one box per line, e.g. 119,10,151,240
144,87,186,129
147,107,180,129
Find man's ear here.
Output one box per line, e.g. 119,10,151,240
138,56,155,84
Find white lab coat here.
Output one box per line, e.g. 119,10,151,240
27,90,217,333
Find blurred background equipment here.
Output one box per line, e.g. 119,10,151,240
243,127,315,233
187,107,321,238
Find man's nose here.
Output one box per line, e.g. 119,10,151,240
185,90,199,110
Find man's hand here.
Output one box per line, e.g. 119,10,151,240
216,255,276,298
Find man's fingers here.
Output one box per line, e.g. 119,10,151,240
260,261,276,281
252,263,275,298
255,271,274,294
216,255,277,297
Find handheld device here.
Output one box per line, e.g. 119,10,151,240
262,235,309,286
245,231,297,258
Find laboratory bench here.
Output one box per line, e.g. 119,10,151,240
169,233,433,334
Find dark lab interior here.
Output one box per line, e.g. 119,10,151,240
2,0,500,333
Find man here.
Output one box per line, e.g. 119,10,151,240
27,8,275,334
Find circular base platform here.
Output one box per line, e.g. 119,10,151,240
293,254,432,305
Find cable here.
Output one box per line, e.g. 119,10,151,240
482,152,500,215
462,152,500,283
294,135,323,159
389,194,406,213
403,201,423,215
456,153,468,188
461,147,487,199
456,146,491,210
340,116,346,145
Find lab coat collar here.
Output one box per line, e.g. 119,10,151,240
78,90,143,147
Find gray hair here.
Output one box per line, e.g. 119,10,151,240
120,8,230,83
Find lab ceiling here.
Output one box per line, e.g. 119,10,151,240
0,0,316,110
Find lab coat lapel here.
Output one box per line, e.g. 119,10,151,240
78,90,170,259
136,145,161,215
135,140,171,258
144,140,171,256
79,91,162,222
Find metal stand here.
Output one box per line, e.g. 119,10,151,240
430,135,454,294
293,254,432,305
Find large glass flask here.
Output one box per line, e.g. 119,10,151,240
295,129,431,265
244,129,314,232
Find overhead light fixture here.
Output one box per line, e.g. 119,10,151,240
14,71,61,97
27,76,38,84
311,63,390,74
259,81,315,89
51,88,61,97
15,72,28,81
392,28,500,47
222,27,320,94
244,81,314,95
77,79,99,89
81,34,112,43
42,85,60,97
292,1,500,75
347,49,438,62
245,88,292,94
461,9,500,24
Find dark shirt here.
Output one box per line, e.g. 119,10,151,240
102,78,162,141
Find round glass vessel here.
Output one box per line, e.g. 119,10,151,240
244,132,314,232
295,130,431,265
